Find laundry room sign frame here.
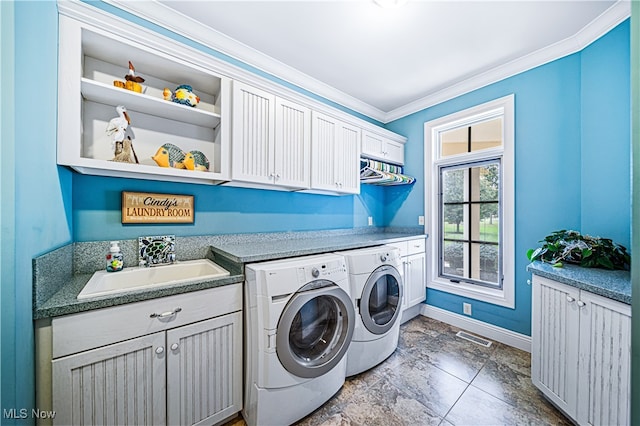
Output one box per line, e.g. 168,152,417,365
121,191,194,224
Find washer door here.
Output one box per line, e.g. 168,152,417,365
360,265,403,335
276,281,355,378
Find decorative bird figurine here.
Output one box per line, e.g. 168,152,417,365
106,105,130,144
125,61,145,83
151,143,186,169
184,150,210,171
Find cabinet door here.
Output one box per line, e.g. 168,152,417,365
531,276,580,417
52,332,166,426
311,111,339,191
311,112,361,194
166,311,243,426
361,131,404,165
576,291,631,426
384,139,405,165
232,81,276,184
335,122,361,194
404,252,426,309
274,97,311,189
362,131,385,159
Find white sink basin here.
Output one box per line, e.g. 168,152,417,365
77,259,230,300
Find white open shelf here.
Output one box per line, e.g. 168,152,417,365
58,14,231,185
81,79,221,129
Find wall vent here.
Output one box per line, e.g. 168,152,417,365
455,331,493,348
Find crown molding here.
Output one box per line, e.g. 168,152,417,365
383,0,630,122
103,0,629,124
103,0,388,122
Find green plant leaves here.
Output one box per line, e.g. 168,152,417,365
527,230,630,270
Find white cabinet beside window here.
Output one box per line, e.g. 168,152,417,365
231,81,311,189
362,130,404,165
46,285,243,426
531,275,631,426
311,111,361,194
388,237,426,321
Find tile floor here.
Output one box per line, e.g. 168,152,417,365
229,316,572,426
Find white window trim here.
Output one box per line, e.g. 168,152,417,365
424,94,515,308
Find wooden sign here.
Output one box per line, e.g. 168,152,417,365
122,192,194,224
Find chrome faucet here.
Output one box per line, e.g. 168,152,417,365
139,235,176,267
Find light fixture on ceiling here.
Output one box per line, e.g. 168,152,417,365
373,0,408,9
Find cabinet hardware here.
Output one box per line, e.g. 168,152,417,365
171,343,179,351
150,307,183,319
576,300,586,308
566,296,575,303
155,346,164,355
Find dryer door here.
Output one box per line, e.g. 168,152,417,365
276,282,355,378
360,265,403,335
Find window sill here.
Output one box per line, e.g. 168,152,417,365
428,277,515,308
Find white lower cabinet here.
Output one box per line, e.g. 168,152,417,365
166,314,242,426
48,285,243,426
531,275,631,426
53,332,167,426
388,237,426,315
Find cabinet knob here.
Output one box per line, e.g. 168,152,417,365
566,296,575,303
155,346,164,355
171,343,179,351
275,173,281,180
577,300,586,308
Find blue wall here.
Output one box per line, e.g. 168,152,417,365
2,1,74,421
385,20,630,335
581,21,631,249
73,175,386,241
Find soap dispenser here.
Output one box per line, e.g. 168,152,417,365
106,241,124,272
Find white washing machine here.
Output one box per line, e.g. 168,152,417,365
335,245,403,377
243,253,355,426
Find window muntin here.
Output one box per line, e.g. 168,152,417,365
440,116,503,158
440,160,501,288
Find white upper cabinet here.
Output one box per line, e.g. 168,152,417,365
362,130,405,165
231,82,310,189
274,97,311,188
57,4,406,192
311,112,361,194
57,14,231,185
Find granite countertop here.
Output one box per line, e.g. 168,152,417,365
33,272,244,320
34,228,427,319
210,232,427,263
527,261,631,304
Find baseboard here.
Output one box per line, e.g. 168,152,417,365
419,304,531,353
400,304,422,325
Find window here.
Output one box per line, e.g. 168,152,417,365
424,95,514,308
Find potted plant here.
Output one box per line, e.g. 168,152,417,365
527,230,630,270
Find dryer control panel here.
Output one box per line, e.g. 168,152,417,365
297,259,347,284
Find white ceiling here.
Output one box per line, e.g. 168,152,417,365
113,0,629,122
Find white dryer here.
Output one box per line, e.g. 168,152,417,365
243,253,355,426
335,245,403,377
